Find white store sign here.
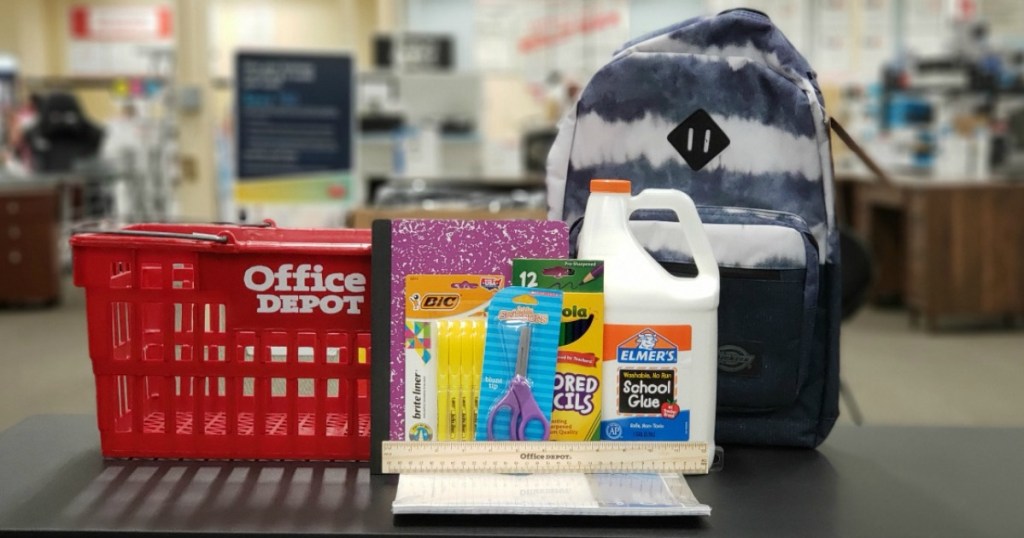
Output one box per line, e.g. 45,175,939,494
67,4,174,76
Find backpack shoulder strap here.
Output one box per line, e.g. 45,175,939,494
829,118,893,185
545,103,578,220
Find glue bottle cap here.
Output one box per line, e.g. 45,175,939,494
590,179,632,194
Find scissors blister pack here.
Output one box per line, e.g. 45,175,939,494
475,287,564,441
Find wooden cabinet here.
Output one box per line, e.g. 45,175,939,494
842,176,1024,329
904,187,1024,326
0,185,60,306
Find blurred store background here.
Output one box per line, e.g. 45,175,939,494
0,0,1022,432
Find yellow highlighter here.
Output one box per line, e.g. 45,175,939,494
448,320,462,440
436,320,450,441
459,320,475,441
471,319,485,439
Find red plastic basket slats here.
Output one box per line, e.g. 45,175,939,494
72,222,372,460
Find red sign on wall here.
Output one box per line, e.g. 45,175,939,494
70,5,173,41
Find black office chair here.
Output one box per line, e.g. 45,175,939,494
840,227,873,321
838,226,874,426
25,92,104,173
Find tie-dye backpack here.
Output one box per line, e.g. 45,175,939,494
547,9,839,447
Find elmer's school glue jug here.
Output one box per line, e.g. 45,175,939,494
578,179,719,461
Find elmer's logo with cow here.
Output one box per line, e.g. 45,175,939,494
616,328,689,364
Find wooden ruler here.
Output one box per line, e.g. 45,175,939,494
381,441,710,474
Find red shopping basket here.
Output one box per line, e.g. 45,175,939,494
71,221,372,460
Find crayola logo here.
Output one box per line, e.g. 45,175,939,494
562,304,589,319
617,329,678,364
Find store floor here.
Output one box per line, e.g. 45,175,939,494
1,279,1023,432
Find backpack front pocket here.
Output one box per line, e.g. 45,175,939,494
631,207,819,412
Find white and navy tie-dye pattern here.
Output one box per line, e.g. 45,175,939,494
549,10,838,265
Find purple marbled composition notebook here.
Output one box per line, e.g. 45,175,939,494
370,219,568,444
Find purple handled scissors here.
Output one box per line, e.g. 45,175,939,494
486,325,550,441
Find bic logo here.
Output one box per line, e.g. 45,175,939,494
413,293,460,311
667,109,730,171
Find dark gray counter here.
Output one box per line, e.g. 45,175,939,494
0,415,1020,536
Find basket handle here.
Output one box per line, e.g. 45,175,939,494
211,219,277,228
71,222,234,244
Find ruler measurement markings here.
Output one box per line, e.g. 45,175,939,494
381,441,709,474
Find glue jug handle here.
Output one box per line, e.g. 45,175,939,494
627,189,719,281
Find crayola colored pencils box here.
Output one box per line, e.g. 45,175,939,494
512,259,604,441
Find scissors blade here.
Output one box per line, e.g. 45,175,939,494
515,324,532,377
